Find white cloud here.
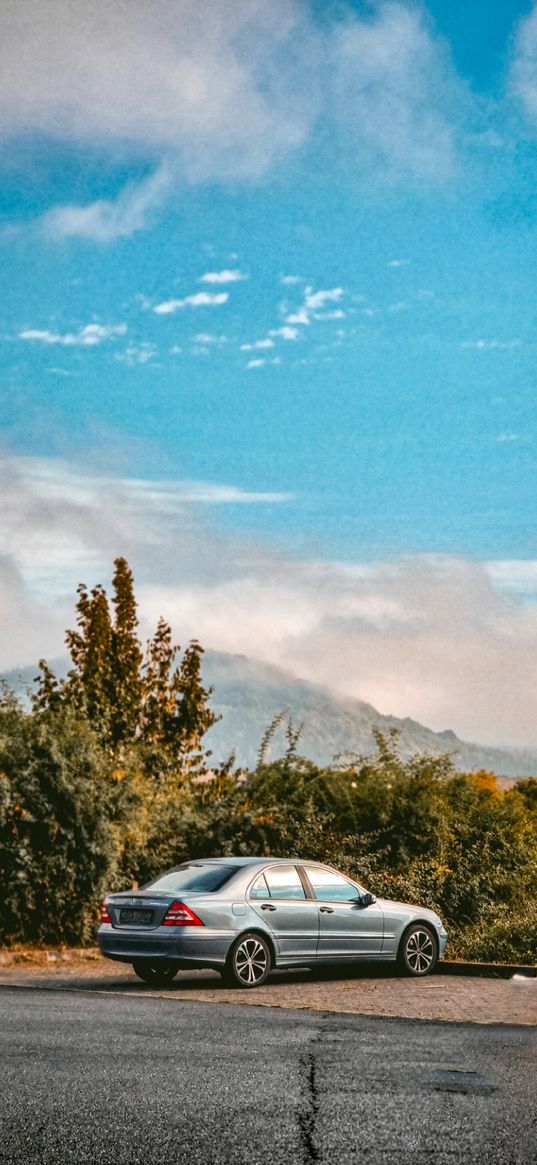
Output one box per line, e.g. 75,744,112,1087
3,450,537,750
510,5,537,124
284,285,345,328
19,323,127,346
154,291,228,314
200,270,247,284
387,258,410,268
286,307,311,326
280,275,303,285
329,2,461,180
486,559,537,595
39,167,170,242
240,338,275,351
115,342,157,366
0,454,290,666
305,286,344,311
193,333,227,345
245,356,281,369
270,326,299,341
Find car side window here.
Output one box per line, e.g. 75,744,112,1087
305,867,360,903
264,865,306,900
250,873,271,899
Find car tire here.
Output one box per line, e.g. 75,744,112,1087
223,932,271,989
398,924,438,976
132,959,180,985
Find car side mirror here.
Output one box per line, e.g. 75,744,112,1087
360,891,376,908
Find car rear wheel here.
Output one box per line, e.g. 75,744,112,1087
398,924,437,976
223,933,271,988
132,959,180,985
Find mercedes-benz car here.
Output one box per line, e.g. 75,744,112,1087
98,857,448,987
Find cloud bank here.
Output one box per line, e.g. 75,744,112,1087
2,453,537,750
0,0,318,179
0,1,469,240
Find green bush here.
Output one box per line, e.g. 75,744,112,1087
449,904,537,965
0,696,116,945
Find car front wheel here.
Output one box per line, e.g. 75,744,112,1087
398,924,437,976
132,959,180,985
223,933,271,988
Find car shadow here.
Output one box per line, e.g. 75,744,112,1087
135,961,408,992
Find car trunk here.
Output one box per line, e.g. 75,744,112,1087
107,890,175,930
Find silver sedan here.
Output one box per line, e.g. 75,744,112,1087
98,856,448,987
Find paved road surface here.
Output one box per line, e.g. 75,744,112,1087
1,986,536,1164
1,958,536,1025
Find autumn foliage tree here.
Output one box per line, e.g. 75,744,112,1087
35,557,217,767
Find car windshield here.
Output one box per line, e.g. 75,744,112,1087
144,864,238,894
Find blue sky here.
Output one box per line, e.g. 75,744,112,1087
2,0,537,746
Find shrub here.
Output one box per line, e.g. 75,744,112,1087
0,697,116,945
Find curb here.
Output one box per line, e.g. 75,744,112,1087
440,960,537,980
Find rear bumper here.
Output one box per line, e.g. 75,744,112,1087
438,929,448,959
97,924,232,968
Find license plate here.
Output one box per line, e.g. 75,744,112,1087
120,908,154,925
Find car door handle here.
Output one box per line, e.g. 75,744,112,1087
260,904,277,911
319,906,334,913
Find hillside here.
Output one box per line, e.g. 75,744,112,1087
5,651,537,777
200,652,537,776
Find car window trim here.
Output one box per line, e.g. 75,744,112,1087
301,863,364,904
296,864,315,899
249,871,272,900
247,863,314,902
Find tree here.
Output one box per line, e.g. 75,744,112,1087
173,640,218,768
35,559,217,766
141,623,217,768
109,557,143,745
142,616,178,746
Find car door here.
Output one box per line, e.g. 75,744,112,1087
248,864,319,959
302,865,384,958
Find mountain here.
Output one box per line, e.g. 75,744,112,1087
4,652,537,778
200,652,537,777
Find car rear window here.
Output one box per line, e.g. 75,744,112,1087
144,864,238,893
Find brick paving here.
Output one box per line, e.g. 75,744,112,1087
0,956,536,1025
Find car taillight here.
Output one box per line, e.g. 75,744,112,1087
101,900,111,924
163,900,204,927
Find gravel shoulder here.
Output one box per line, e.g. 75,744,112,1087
1,953,536,1025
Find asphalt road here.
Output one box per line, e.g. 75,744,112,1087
0,987,536,1165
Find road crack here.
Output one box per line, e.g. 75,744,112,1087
298,1022,329,1164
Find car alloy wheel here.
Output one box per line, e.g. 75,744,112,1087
226,933,271,988
400,925,437,976
132,959,180,985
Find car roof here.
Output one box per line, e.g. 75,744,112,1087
192,857,326,867
192,856,297,866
